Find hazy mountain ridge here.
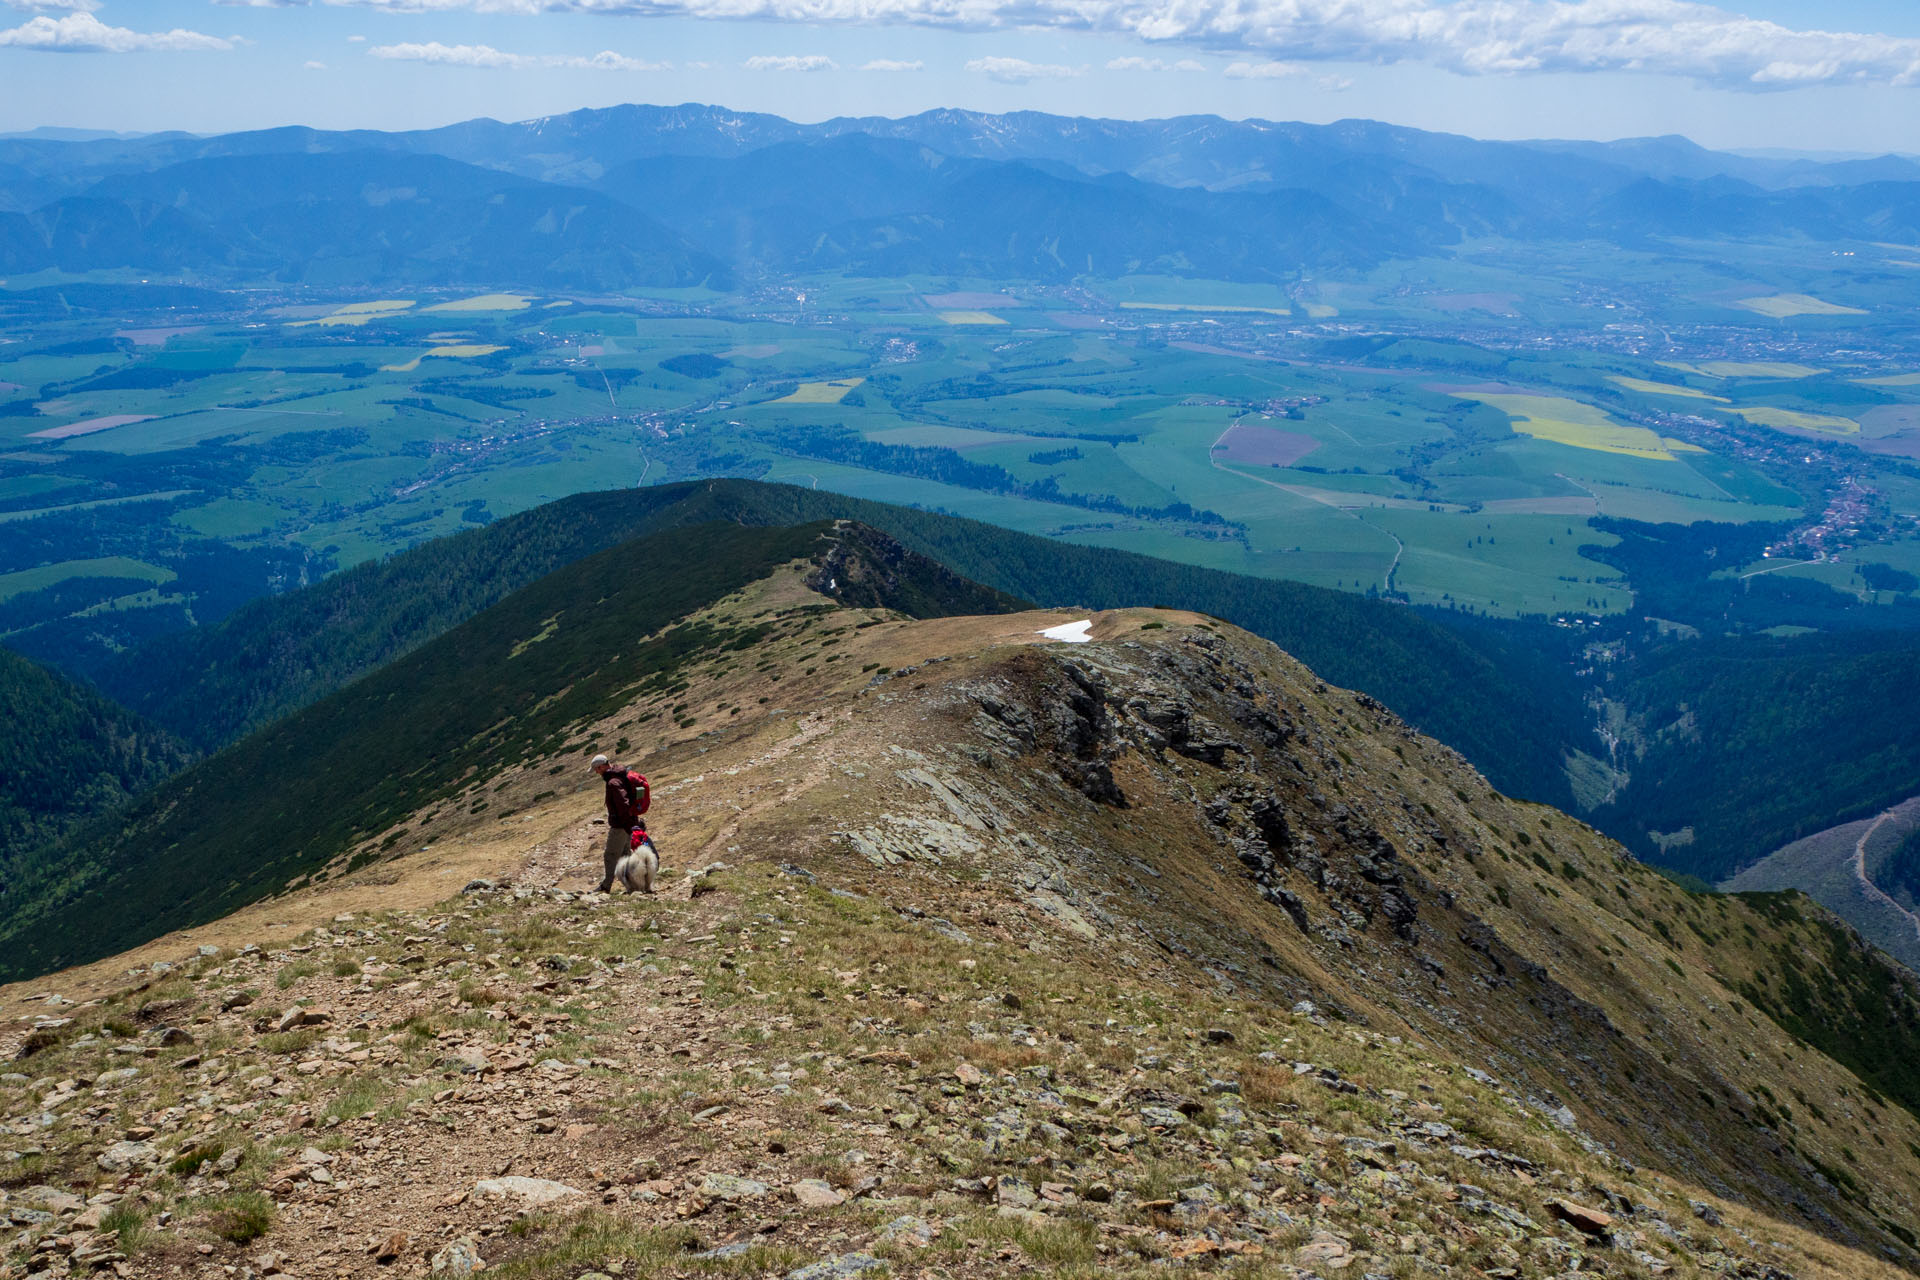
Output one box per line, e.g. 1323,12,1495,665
1,150,725,288
6,105,1920,283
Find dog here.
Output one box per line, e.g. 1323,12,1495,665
612,834,659,894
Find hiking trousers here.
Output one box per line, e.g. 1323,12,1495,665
599,825,632,893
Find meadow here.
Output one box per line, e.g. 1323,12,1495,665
6,258,1919,658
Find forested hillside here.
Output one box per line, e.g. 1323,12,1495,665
1596,630,1920,881
94,484,711,751
0,522,825,976
87,480,1583,811
0,648,188,864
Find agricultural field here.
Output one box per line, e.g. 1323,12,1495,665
5,259,1920,675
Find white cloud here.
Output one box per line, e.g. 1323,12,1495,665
372,39,517,66
1224,59,1304,79
304,58,327,67
0,12,230,51
861,57,922,71
316,0,1920,90
966,55,1079,83
368,40,666,69
1106,55,1204,71
346,33,365,40
213,1,311,8
1,0,99,11
742,53,836,70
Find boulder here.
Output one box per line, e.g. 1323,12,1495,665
786,1253,885,1280
96,1141,157,1172
429,1238,484,1277
791,1179,845,1208
471,1177,581,1205
699,1173,768,1201
1548,1199,1614,1235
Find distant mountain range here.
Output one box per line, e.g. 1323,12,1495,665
5,104,1920,287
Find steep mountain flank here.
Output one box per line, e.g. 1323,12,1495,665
0,647,188,865
0,521,1019,978
1726,797,1920,974
86,481,1580,813
3,562,1918,1278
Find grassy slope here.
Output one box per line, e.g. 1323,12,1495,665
0,520,1024,980
0,522,826,978
4,588,1920,1271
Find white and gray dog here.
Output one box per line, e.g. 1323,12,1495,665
612,834,659,894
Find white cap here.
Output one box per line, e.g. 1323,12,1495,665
590,754,610,768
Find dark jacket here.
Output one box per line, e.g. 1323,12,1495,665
603,766,643,829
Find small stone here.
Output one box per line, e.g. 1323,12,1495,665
1203,1028,1235,1044
954,1062,984,1087
156,1028,194,1047
372,1231,407,1264
791,1179,845,1208
1690,1200,1724,1227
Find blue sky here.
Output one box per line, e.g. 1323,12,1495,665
3,0,1919,152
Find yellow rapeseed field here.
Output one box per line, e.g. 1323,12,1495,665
774,377,866,404
1454,392,1678,460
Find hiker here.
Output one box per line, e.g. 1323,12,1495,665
591,753,650,892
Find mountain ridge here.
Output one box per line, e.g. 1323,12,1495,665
2,550,1918,1277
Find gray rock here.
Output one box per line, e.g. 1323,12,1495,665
471,1176,581,1205
1139,1105,1188,1129
700,1173,768,1201
786,1253,885,1280
791,1179,845,1208
694,1242,755,1260
878,1215,935,1247
445,1045,491,1074
96,1140,157,1172
429,1238,483,1277
17,1187,83,1214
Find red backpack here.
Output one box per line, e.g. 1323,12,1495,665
611,769,650,824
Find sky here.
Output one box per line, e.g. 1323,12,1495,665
3,0,1920,153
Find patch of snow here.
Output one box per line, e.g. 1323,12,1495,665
1038,620,1093,643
